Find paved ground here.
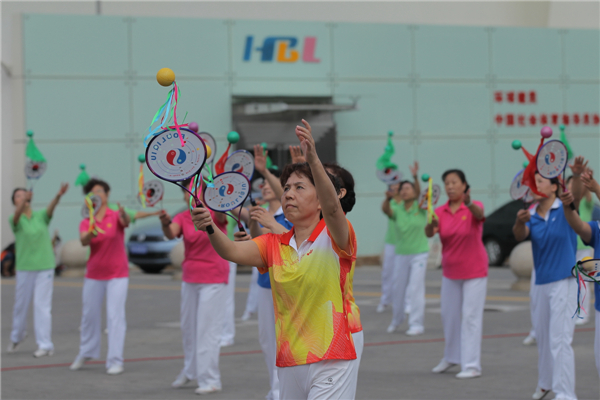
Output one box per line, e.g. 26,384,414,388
2,266,598,400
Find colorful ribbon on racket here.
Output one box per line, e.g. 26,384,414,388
85,193,104,235
571,258,600,319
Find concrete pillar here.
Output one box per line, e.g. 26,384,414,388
59,239,89,278
170,241,184,281
508,241,533,291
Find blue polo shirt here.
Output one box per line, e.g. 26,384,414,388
582,221,600,312
526,199,577,285
257,208,293,289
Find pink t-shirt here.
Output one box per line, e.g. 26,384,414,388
434,201,488,280
79,208,129,280
172,209,229,284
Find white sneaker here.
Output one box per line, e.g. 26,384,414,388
195,385,221,395
241,311,253,321
376,303,387,313
107,365,124,375
7,333,27,353
432,359,457,373
575,317,589,326
70,356,92,370
172,372,191,388
523,335,537,346
456,369,481,379
406,327,424,336
532,388,551,400
33,348,54,358
219,339,234,347
386,323,398,333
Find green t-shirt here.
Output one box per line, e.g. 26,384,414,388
227,217,236,241
108,203,137,223
392,200,429,255
577,197,594,250
9,209,55,271
384,199,400,245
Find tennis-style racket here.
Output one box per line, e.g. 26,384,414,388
418,184,440,210
25,160,47,191
199,131,217,178
203,171,251,233
81,194,103,235
377,168,403,185
536,140,575,210
138,180,164,208
145,127,213,234
510,169,533,209
224,150,257,205
572,258,600,283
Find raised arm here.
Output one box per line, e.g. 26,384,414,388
12,191,32,227
296,119,349,251
560,190,592,244
46,183,69,219
568,156,587,209
381,192,395,219
80,230,96,247
159,210,181,240
134,209,161,221
409,162,421,196
512,209,531,242
191,206,264,267
463,190,485,221
117,203,131,228
581,170,600,202
254,144,283,200
424,214,439,238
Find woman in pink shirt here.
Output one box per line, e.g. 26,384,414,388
70,179,131,375
425,169,487,379
159,180,229,395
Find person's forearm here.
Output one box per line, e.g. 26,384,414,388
563,203,592,242
46,193,62,218
12,203,27,226
263,169,283,200
381,198,393,218
121,213,131,228
309,157,341,217
134,210,160,220
467,203,484,220
268,223,289,235
571,176,583,209
425,224,435,238
249,219,264,238
512,222,528,242
161,223,176,240
80,232,94,246
413,176,421,197
208,224,252,265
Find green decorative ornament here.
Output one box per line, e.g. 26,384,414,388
138,154,146,163
387,131,394,137
523,161,529,168
261,142,268,150
421,174,430,182
26,130,34,137
511,140,522,150
227,131,240,144
75,164,90,187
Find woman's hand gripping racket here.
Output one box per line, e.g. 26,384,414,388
535,140,575,210
145,127,214,234
203,171,251,233
224,149,257,206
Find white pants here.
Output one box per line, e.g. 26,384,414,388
529,268,538,339
532,278,577,400
379,244,395,307
244,267,260,315
77,277,128,369
576,249,593,322
11,270,54,350
595,310,600,379
221,262,237,343
180,282,226,389
278,358,356,400
441,276,487,372
391,253,428,329
347,331,363,396
258,286,279,400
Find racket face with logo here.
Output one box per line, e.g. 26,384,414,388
25,160,47,180
145,128,207,182
418,184,441,209
198,132,217,165
510,169,530,200
572,258,600,282
203,172,251,212
377,168,402,185
224,150,255,181
536,140,568,179
81,195,101,219
138,179,164,207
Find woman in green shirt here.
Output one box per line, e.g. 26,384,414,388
382,163,428,336
7,183,68,357
378,181,402,313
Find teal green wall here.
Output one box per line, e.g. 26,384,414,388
22,14,599,255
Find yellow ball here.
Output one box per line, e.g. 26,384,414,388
205,145,212,159
156,68,175,87
581,256,593,262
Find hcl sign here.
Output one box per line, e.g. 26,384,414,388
243,36,320,63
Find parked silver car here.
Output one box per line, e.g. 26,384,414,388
127,215,182,274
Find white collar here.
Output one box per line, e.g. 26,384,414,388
530,198,561,221
273,206,284,217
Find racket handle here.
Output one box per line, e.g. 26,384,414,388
250,199,257,206
206,225,214,235
237,223,246,234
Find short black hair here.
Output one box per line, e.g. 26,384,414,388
534,171,560,196
83,178,110,195
11,188,27,205
399,180,415,191
442,169,467,184
323,162,356,213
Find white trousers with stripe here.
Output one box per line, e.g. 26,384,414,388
278,358,356,400
77,277,128,369
180,282,226,389
576,249,593,323
347,330,364,396
379,244,396,307
532,277,577,400
257,286,279,400
391,253,428,329
595,310,600,379
441,276,487,372
11,270,55,350
221,262,237,344
244,267,260,315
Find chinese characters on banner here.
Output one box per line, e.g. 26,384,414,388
494,90,599,127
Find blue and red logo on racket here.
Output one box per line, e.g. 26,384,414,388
166,149,187,165
544,152,556,165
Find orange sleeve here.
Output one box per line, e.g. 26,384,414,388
328,219,356,261
251,234,273,274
